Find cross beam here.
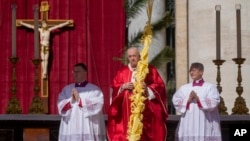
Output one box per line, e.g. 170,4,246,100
16,1,74,27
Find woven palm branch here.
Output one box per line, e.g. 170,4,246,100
129,11,174,45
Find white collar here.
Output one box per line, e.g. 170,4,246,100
128,63,136,71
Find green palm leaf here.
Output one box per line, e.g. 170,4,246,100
149,47,174,68
115,0,175,67
129,11,174,46
124,0,148,19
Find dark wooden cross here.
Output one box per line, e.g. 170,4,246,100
16,1,74,113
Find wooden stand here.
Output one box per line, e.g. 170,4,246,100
231,58,249,114
29,59,45,114
41,73,49,113
6,57,22,114
213,59,228,115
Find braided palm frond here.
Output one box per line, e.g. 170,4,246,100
126,1,154,140
129,11,173,45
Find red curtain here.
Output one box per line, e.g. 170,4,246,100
0,0,125,114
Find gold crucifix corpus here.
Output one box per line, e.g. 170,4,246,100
16,1,74,112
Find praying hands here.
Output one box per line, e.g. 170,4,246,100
71,88,80,102
188,90,199,102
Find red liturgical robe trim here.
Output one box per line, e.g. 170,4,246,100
62,99,83,112
62,102,71,112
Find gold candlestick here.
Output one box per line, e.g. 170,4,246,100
29,59,45,114
6,57,22,114
213,59,227,115
232,58,249,114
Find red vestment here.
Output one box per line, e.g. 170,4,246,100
107,65,168,141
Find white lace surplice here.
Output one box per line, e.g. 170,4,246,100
58,83,106,141
172,82,222,141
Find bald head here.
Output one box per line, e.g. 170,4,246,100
127,47,139,54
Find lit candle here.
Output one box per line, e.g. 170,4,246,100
34,4,39,59
11,3,17,57
215,5,221,60
236,4,241,58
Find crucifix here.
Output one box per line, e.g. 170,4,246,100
16,1,74,112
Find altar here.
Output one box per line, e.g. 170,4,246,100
0,114,249,141
0,114,60,141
